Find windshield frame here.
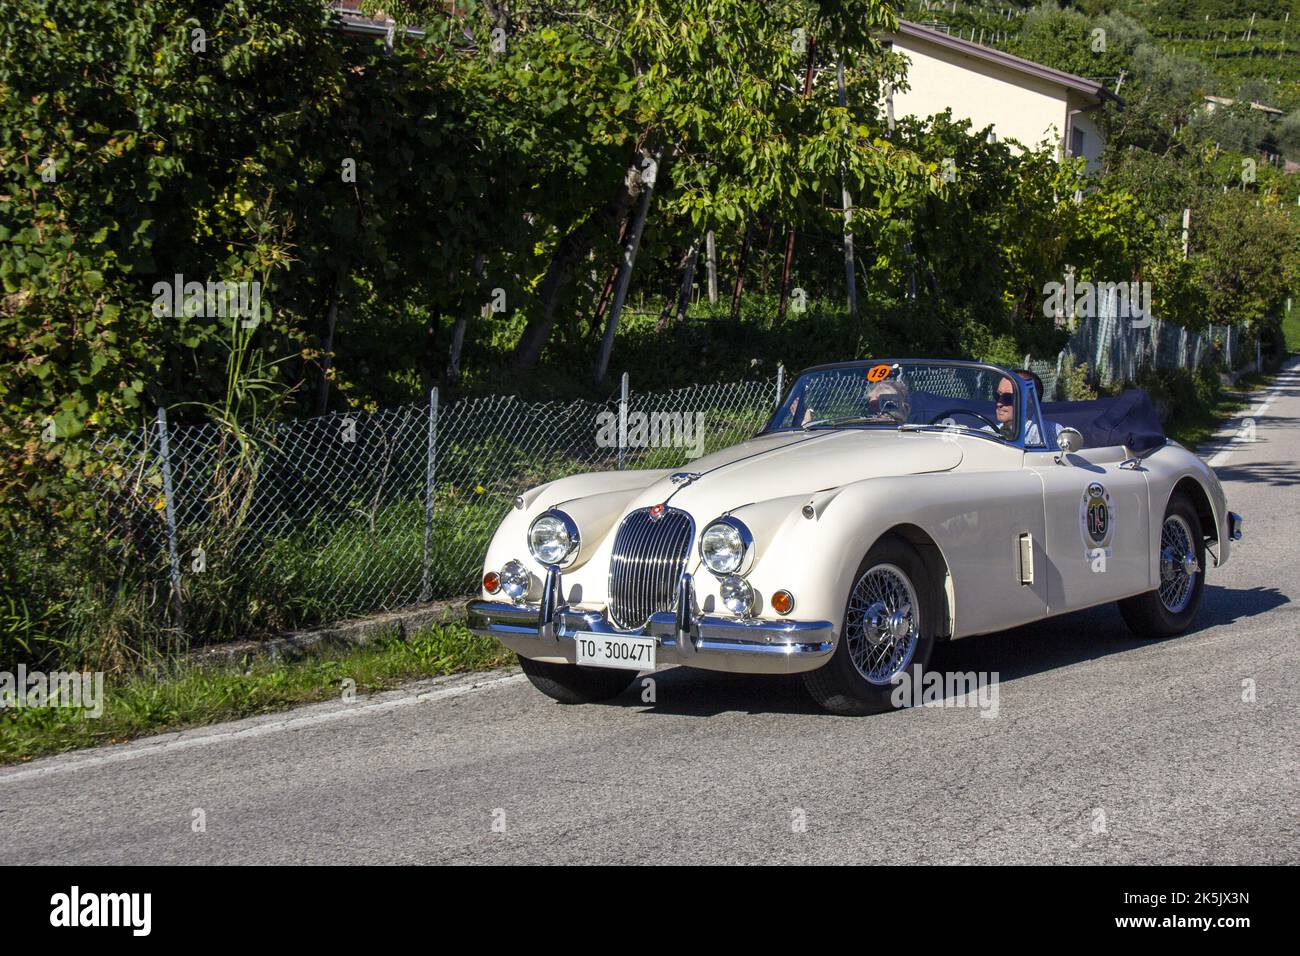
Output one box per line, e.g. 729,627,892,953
764,359,1035,448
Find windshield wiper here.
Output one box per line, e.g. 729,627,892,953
897,422,984,434
800,415,891,430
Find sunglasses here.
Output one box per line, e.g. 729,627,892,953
995,392,1015,406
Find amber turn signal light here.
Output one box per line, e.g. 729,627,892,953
770,589,794,615
483,571,501,593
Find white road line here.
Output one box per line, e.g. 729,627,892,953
1207,361,1300,468
0,672,524,786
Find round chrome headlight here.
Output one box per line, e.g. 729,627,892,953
699,517,752,575
719,574,754,616
527,511,579,567
499,559,530,602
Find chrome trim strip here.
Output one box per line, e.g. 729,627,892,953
674,571,698,657
467,572,834,673
537,564,563,642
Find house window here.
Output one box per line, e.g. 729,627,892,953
1070,127,1086,157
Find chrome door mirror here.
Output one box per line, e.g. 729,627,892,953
1056,427,1084,456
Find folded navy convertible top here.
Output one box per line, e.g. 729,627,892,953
1041,389,1166,454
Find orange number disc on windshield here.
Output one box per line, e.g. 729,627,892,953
867,364,891,383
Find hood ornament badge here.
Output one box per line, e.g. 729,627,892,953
649,503,666,520
669,471,702,487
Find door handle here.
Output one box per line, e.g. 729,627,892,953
1018,532,1034,586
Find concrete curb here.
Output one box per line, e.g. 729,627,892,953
188,597,472,665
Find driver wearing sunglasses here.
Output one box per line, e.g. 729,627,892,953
991,371,1061,446
993,376,1018,437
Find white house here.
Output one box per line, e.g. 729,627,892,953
886,21,1119,172
1203,94,1284,118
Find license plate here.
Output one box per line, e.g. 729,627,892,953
574,632,656,671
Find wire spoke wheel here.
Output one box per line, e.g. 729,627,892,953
1118,495,1207,641
845,562,919,685
1158,514,1198,614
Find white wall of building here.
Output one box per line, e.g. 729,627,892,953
891,34,1105,171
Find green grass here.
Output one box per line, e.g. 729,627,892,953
0,620,511,766
1163,370,1270,450
1283,308,1300,354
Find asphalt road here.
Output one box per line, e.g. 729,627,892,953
3,363,1297,865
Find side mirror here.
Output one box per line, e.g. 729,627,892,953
1057,427,1084,456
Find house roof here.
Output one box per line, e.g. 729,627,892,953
330,0,427,39
1204,95,1284,116
890,20,1122,108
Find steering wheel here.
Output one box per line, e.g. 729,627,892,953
929,408,1001,431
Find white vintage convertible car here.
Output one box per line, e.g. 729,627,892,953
468,359,1243,714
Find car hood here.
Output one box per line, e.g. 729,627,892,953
629,428,963,517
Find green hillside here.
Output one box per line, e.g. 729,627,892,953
901,1,1300,145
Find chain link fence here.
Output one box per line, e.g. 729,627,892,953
96,375,779,636
92,313,1251,639
1023,309,1254,402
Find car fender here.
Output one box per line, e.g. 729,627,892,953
728,469,1055,642
1141,445,1232,570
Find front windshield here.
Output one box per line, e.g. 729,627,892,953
767,360,1025,442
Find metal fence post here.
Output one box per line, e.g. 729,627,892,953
618,372,629,470
421,387,438,603
155,406,184,632
775,363,785,409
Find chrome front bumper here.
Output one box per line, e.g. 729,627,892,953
467,569,836,675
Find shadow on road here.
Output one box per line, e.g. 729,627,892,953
1213,461,1300,486
1195,583,1289,628
607,668,821,717
591,583,1288,718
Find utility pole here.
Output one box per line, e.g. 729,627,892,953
595,147,662,382
777,37,817,324
705,230,718,304
838,57,858,322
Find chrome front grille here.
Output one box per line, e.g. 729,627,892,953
607,507,695,630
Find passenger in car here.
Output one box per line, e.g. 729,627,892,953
866,378,911,424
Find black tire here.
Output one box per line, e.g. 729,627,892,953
1118,494,1206,639
802,535,940,716
516,653,638,704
